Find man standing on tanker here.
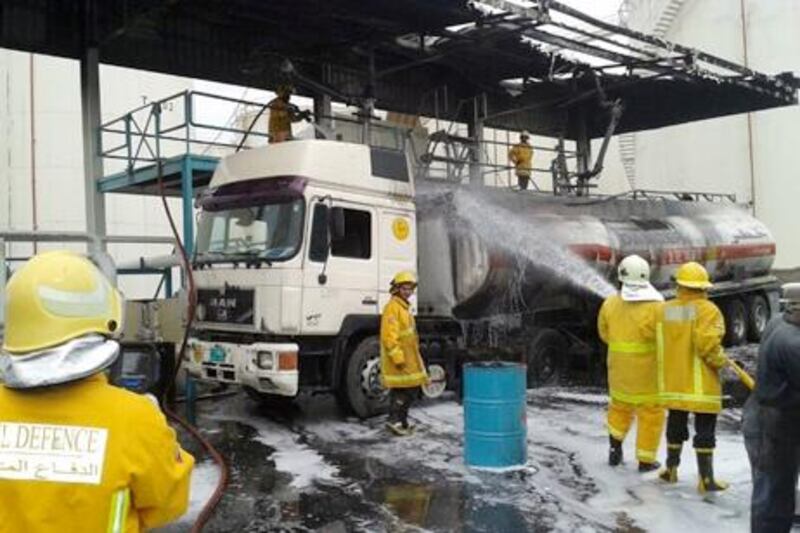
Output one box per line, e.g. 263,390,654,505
267,84,311,143
508,130,534,190
598,255,665,472
381,271,428,436
0,251,194,531
657,261,729,492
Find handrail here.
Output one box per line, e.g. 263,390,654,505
98,90,411,176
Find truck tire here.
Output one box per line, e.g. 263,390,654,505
746,294,770,342
526,329,567,388
722,299,747,347
344,336,389,419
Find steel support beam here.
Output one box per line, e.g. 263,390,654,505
313,93,332,139
468,97,486,185
80,45,107,252
575,109,591,197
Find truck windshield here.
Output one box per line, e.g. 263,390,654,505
195,198,305,263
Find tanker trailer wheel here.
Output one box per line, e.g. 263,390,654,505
526,329,567,388
343,336,390,419
721,299,748,347
746,294,770,342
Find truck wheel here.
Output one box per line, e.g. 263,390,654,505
722,299,747,346
344,336,389,419
526,329,567,388
746,294,770,342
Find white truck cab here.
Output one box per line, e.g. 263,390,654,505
185,140,418,416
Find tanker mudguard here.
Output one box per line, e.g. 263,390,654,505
331,315,381,389
337,315,381,339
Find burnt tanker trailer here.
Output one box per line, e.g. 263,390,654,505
414,182,777,385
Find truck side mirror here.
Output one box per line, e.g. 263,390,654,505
329,207,346,241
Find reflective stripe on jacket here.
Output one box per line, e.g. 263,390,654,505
380,296,427,389
656,288,727,413
0,373,194,532
598,294,662,405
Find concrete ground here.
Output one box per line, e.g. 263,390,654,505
161,345,761,533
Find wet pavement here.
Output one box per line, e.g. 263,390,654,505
161,344,760,533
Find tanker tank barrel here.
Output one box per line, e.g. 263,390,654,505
416,181,776,319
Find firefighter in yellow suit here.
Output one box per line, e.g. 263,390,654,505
598,255,665,472
0,251,194,532
508,130,534,190
657,261,729,492
267,84,310,143
381,271,428,436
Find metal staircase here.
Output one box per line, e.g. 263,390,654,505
653,0,687,38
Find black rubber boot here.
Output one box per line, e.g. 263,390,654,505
609,436,623,466
638,460,661,473
659,443,682,483
696,449,728,493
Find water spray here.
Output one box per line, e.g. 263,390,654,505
450,189,616,299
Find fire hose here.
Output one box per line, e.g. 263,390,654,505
154,132,229,531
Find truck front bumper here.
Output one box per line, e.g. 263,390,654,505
185,339,299,397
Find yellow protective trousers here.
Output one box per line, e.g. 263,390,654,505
607,400,666,463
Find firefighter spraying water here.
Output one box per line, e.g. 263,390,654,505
598,255,665,473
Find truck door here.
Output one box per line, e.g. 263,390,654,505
378,209,417,311
302,200,379,334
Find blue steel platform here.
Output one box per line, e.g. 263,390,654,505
98,154,219,197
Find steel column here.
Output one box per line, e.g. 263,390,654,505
468,119,485,185
181,156,194,255
180,155,196,425
80,45,106,251
313,94,332,139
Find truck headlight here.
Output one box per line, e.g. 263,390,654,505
256,351,274,370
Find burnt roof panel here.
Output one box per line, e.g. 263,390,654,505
0,0,796,138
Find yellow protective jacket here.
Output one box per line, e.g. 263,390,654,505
598,294,662,405
508,143,533,176
0,374,194,533
268,98,292,139
380,296,428,389
657,288,728,413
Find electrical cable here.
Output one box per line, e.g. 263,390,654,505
153,118,229,532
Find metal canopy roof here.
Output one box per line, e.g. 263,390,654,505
2,0,797,139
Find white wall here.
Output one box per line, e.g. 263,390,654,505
625,0,800,268
0,49,191,297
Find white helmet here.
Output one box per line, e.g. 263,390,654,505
617,255,650,287
520,130,530,139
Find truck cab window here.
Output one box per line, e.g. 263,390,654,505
332,208,371,259
309,205,372,261
309,204,329,262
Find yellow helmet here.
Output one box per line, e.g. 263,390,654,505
2,251,123,354
674,261,713,290
391,271,417,288
276,84,293,97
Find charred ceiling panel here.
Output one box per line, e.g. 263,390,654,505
0,0,796,139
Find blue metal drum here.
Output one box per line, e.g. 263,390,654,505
463,362,527,468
